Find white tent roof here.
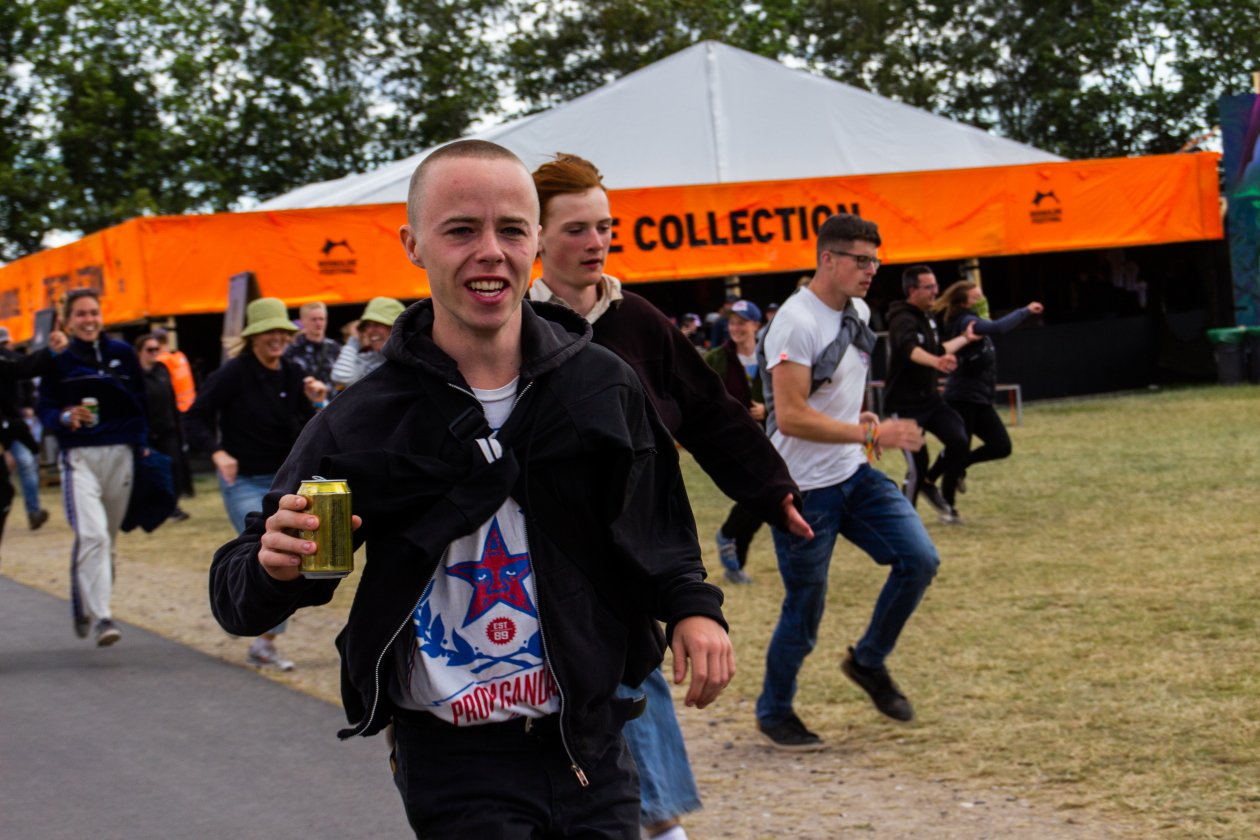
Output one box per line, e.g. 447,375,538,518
258,41,1062,210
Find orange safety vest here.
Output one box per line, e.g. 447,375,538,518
157,350,197,412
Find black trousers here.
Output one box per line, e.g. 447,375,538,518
151,429,194,498
894,399,969,507
926,399,1014,494
719,502,764,568
952,400,1013,470
391,712,640,839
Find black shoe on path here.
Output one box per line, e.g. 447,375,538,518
841,647,915,722
28,509,49,530
758,712,827,751
94,619,121,647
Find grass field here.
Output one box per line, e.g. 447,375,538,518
690,384,1260,837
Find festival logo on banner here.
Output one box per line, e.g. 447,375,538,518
1029,189,1063,224
318,237,357,276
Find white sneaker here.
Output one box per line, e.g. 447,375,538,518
247,638,295,671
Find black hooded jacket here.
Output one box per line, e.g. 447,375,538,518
884,300,945,412
209,300,724,776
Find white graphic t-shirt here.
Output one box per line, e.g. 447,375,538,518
392,378,559,725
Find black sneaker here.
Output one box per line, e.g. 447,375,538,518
74,613,91,639
841,647,914,722
919,482,951,517
758,713,826,751
28,509,49,530
169,508,191,522
938,506,963,525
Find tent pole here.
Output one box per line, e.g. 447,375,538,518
961,257,982,291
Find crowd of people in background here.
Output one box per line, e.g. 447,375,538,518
0,152,1046,839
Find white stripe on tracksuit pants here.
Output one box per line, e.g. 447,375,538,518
63,444,133,625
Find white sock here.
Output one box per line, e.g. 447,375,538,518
647,827,687,840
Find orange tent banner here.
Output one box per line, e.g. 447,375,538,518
0,152,1222,342
608,151,1222,279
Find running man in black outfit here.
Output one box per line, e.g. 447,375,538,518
883,266,976,524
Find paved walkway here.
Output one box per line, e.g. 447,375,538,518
0,576,411,839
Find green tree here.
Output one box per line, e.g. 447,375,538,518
0,1,56,261
1,0,503,261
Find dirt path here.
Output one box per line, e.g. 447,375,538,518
2,510,1131,839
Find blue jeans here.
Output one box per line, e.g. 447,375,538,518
220,473,287,635
219,473,275,534
10,441,41,516
756,464,939,726
617,669,702,826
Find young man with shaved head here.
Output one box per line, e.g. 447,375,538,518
210,140,732,838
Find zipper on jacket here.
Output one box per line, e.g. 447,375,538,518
445,379,534,432
522,514,589,787
355,552,446,737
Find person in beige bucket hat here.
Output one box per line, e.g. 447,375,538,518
239,297,299,338
331,296,405,390
186,296,327,670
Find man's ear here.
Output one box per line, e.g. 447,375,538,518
399,225,426,270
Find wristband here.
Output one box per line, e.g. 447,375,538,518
60,409,73,427
863,420,880,463
312,400,329,410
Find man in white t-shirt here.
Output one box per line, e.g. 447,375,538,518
755,213,941,751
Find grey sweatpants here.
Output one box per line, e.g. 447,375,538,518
63,444,133,624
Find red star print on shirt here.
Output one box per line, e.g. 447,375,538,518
445,516,536,626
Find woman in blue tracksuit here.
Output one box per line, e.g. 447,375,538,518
927,281,1044,491
36,288,148,647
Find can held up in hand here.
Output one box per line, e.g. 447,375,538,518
81,397,99,427
298,477,354,579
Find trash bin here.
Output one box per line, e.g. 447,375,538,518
1206,327,1246,385
1244,326,1260,384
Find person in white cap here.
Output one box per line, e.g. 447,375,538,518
705,298,768,584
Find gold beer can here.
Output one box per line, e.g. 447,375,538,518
298,477,354,579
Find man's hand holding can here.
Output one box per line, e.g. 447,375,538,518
259,494,362,582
